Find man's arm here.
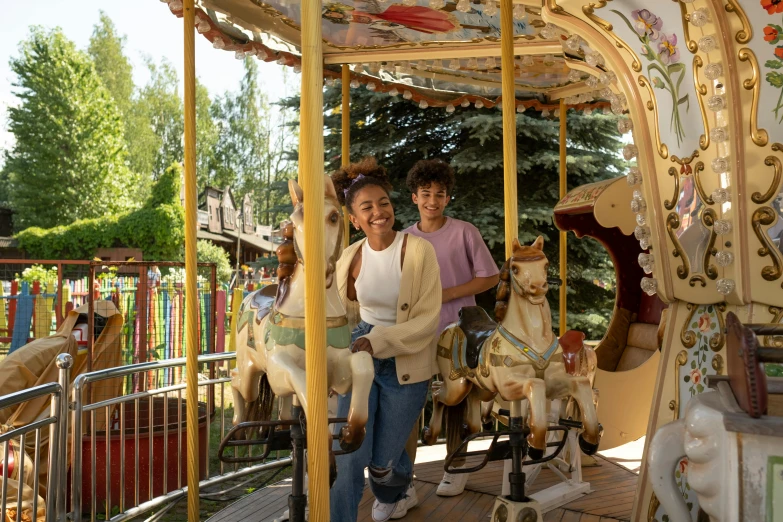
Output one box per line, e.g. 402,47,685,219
443,274,499,303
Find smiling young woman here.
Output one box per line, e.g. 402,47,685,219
329,158,442,522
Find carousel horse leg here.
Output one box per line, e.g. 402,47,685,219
267,351,309,418
423,377,472,445
328,348,374,452
544,368,601,455
496,368,548,459
230,368,247,425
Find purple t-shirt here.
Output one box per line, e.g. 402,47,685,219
404,217,499,333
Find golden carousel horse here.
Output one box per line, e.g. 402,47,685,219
422,237,601,459
230,176,375,456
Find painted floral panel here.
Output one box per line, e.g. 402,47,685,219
652,304,725,522
598,2,701,155
740,0,783,142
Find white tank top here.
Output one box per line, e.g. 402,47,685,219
355,232,404,327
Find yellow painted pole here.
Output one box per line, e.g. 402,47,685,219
183,1,200,519
559,99,567,336
300,0,330,519
500,0,518,260
341,64,351,248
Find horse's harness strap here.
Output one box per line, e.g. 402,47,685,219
496,325,559,370
265,309,351,350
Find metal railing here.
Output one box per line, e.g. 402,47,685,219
0,353,71,522
69,352,290,522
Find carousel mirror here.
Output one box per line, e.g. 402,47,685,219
770,193,783,256
675,175,710,275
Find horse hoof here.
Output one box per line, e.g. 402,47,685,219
527,446,545,460
339,424,365,453
578,434,600,456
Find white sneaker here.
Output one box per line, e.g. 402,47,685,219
391,483,418,519
372,499,399,522
436,468,469,496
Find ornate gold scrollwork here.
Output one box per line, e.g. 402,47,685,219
712,353,724,374
693,56,710,150
710,303,727,351
667,212,690,279
639,76,669,159
689,274,707,287
582,3,642,72
702,208,720,280
681,302,699,348
738,48,769,148
693,161,715,205
753,143,783,204
752,206,783,281
665,167,679,210
767,306,783,348
725,0,752,44
679,2,698,53
671,350,688,420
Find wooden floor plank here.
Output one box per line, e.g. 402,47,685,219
208,451,638,522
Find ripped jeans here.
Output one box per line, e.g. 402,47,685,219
330,321,429,522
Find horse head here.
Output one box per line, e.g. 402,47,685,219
504,236,549,305
288,175,345,288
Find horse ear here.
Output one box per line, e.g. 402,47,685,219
324,175,338,200
532,236,544,251
511,238,522,252
289,179,303,206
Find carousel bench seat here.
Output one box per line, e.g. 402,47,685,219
615,323,659,372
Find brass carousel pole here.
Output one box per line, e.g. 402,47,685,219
300,0,330,519
182,0,200,518
559,99,567,335
500,0,518,259
341,64,351,248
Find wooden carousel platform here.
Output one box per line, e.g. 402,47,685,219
207,444,639,522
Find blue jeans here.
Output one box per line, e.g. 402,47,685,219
329,321,429,522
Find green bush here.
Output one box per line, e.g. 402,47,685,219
195,240,232,286
16,164,185,260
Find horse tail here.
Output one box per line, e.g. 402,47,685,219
242,373,276,440
443,401,468,455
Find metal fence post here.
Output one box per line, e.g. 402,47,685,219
57,353,72,521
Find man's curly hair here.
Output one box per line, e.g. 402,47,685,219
405,159,455,196
330,157,393,212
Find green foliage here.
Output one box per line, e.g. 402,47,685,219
15,264,58,285
16,164,184,260
194,240,233,286
282,87,624,338
88,11,133,118
1,26,137,230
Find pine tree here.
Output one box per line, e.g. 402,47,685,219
2,27,136,230
306,86,624,337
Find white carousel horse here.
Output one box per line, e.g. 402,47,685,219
422,237,601,458
230,176,375,454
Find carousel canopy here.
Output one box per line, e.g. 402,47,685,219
162,0,618,111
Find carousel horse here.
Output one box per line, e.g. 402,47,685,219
422,237,601,459
230,176,375,454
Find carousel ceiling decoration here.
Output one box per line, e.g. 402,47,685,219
161,0,618,112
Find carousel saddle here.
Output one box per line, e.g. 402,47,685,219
458,306,497,369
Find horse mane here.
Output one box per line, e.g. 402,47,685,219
274,221,297,308
493,245,547,322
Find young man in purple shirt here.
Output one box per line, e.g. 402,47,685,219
403,159,500,500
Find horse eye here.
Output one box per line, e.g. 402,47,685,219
511,266,519,274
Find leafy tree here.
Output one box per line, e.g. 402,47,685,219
2,26,136,230
209,59,298,227
285,86,624,338
193,240,232,286
88,12,133,118
16,163,185,260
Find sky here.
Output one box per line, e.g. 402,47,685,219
0,0,291,152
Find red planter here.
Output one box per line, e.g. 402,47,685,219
77,397,209,511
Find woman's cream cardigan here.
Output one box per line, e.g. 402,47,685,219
336,233,442,385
